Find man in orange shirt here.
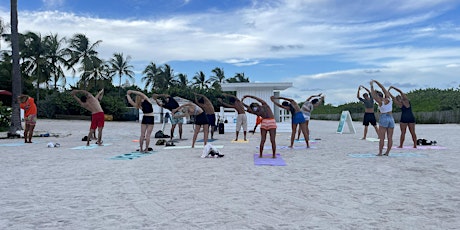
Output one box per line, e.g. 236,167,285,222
18,94,37,143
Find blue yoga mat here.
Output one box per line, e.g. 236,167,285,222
254,153,286,166
0,142,25,147
348,153,426,158
110,151,154,160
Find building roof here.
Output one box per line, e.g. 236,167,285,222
221,82,292,91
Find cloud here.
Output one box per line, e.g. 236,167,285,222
1,0,459,105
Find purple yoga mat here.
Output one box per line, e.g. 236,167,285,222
253,153,286,166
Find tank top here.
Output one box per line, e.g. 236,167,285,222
141,100,153,113
379,99,393,113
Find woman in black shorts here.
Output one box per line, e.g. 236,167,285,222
389,86,417,148
172,103,209,148
127,90,155,152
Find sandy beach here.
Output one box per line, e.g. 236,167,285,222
0,119,459,229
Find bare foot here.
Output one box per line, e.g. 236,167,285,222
376,154,383,156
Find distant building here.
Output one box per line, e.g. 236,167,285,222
221,82,293,124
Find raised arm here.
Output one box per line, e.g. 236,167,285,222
218,98,235,108
172,102,193,114
71,90,89,106
241,95,267,105
96,89,104,101
270,96,290,110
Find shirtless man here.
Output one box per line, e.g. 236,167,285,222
194,93,216,139
218,93,247,141
241,95,277,158
71,89,105,146
357,85,379,139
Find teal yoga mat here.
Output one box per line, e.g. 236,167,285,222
110,151,154,160
71,143,112,150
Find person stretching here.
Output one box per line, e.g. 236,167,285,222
242,95,277,158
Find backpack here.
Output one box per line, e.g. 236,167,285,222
154,130,164,138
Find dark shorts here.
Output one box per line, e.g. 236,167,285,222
195,112,209,125
363,113,377,126
142,115,155,125
400,111,416,123
207,114,216,126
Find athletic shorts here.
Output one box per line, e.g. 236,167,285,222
25,114,37,125
363,112,377,126
302,112,311,121
260,118,277,130
207,114,216,127
171,111,184,125
379,113,395,128
236,114,248,131
195,112,209,125
141,115,155,125
90,112,105,129
292,111,306,124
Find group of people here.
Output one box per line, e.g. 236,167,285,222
357,80,417,156
16,80,416,157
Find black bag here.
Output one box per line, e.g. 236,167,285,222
155,139,166,145
155,130,164,138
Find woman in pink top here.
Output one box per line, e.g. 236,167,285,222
370,80,395,156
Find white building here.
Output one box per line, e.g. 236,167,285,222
220,82,293,126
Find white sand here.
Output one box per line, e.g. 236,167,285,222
0,119,459,229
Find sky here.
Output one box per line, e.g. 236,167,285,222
1,0,460,105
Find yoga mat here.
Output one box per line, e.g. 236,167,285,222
257,145,317,150
71,143,112,150
365,138,387,142
231,139,249,143
390,145,447,150
254,153,286,166
293,138,319,143
110,151,155,160
196,139,217,142
163,145,224,149
348,153,426,158
0,142,25,147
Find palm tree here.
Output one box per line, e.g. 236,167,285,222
141,62,161,91
8,0,22,136
108,52,135,97
65,33,102,88
21,31,48,100
81,59,110,91
192,71,210,89
226,72,250,83
174,73,189,88
158,64,175,90
43,33,67,90
210,67,225,85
